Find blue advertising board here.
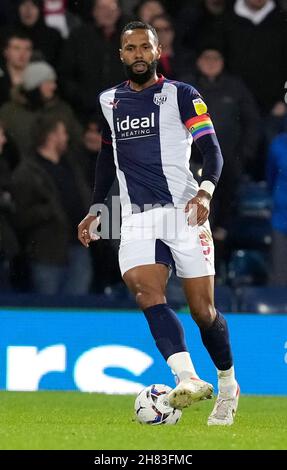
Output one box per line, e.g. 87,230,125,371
1,309,286,395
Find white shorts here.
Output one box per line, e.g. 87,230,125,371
119,206,215,278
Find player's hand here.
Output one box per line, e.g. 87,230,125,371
78,214,101,248
184,190,211,226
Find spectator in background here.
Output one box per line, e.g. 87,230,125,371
43,0,82,38
0,0,18,27
120,0,141,16
176,0,226,52
0,0,62,67
66,0,94,21
188,44,260,272
267,131,287,286
0,61,82,158
77,116,122,293
78,117,102,189
151,14,194,80
0,32,33,107
0,122,20,292
135,0,166,22
59,0,127,118
219,0,287,115
217,0,287,180
12,116,92,295
279,0,287,11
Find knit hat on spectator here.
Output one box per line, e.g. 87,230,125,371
22,62,57,91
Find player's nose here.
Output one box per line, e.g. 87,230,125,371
134,48,144,59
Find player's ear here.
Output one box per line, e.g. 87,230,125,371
157,44,162,60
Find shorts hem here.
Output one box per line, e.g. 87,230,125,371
120,260,171,277
176,271,215,279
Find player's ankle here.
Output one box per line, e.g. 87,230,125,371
167,351,199,382
217,366,237,397
218,384,237,399
177,371,199,382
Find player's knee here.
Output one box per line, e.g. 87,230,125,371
190,302,216,329
135,288,166,310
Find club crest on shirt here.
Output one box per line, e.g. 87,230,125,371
193,98,207,115
153,93,167,106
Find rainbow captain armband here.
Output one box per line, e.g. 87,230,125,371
185,114,215,141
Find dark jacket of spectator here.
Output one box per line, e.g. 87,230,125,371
0,66,13,107
11,153,90,264
0,62,82,157
0,132,20,259
189,69,260,229
59,20,127,116
191,71,260,171
0,0,18,27
219,3,287,113
176,0,226,52
66,0,94,21
0,90,82,158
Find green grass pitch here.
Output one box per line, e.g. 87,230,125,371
0,392,286,450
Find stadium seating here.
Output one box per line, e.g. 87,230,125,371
227,249,269,287
226,181,272,286
239,287,287,314
236,181,272,217
214,285,234,312
0,285,286,313
228,217,271,250
228,180,272,250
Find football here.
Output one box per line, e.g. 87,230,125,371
134,384,182,425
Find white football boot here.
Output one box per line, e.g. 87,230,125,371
168,377,214,409
207,383,240,426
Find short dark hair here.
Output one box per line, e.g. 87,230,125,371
150,13,173,28
4,31,33,49
120,21,158,46
18,0,43,9
135,0,164,16
32,115,65,149
196,39,224,58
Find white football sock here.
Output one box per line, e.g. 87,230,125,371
167,351,199,381
217,366,237,396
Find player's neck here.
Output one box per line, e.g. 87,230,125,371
129,73,159,92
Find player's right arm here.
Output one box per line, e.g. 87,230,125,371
78,119,116,247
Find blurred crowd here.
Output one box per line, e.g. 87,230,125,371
0,0,287,296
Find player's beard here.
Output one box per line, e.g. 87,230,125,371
123,60,158,85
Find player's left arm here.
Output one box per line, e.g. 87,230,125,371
178,87,223,225
186,115,223,225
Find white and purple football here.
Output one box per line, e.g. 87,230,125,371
135,384,182,425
